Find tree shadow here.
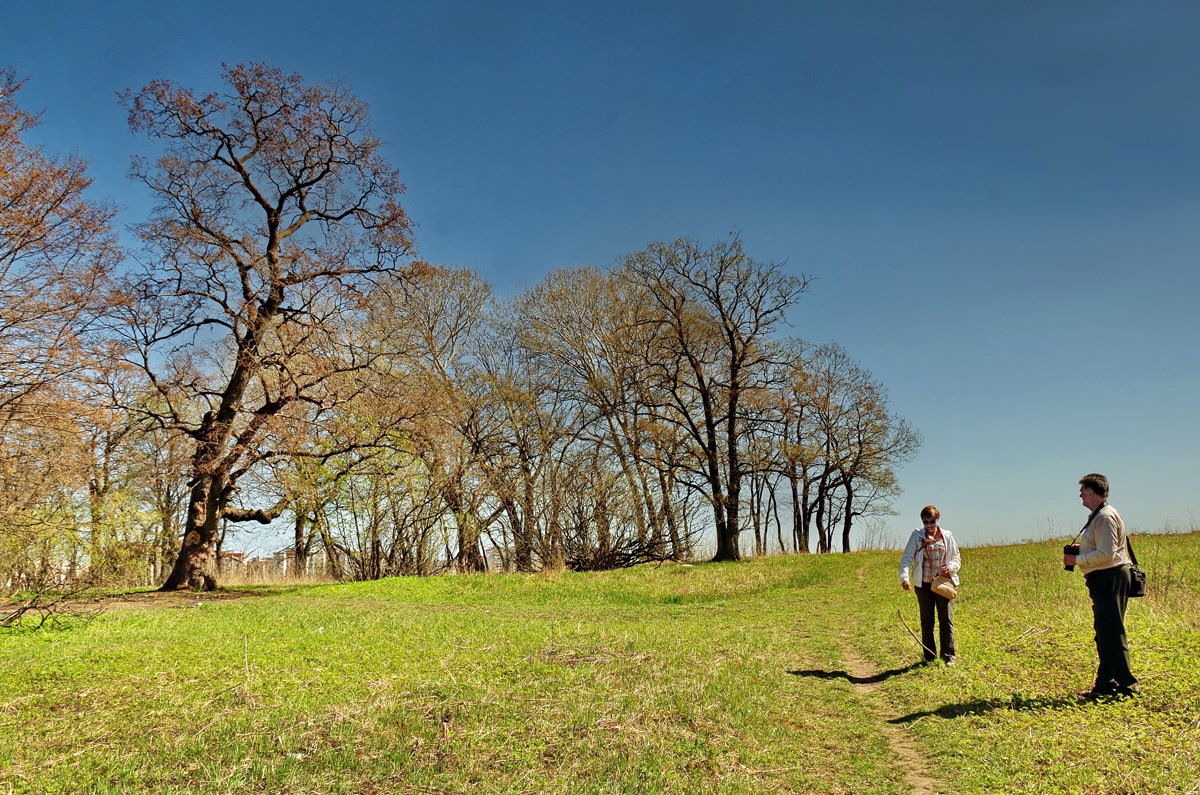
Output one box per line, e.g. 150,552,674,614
787,662,926,685
888,694,1081,723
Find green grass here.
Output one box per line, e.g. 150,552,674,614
2,533,1198,794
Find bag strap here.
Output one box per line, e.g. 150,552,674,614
917,527,946,551
1069,503,1105,546
1126,535,1138,567
916,531,947,572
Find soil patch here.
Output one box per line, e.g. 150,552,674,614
84,588,261,612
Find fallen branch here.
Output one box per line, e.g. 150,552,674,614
2,583,99,630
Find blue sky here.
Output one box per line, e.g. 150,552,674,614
4,1,1198,552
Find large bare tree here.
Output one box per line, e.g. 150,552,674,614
620,236,810,562
471,306,578,571
369,265,495,572
810,343,921,553
516,266,693,561
118,63,416,590
782,342,921,553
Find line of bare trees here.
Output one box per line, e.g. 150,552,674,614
1,63,920,595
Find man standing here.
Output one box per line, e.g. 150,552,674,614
1063,473,1139,699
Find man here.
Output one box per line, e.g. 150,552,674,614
1063,473,1139,699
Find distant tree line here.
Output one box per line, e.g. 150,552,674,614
0,63,920,594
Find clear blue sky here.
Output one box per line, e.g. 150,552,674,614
4,1,1198,552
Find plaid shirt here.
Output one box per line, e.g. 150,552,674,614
920,532,946,584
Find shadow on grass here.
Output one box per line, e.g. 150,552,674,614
888,694,1080,723
787,662,925,685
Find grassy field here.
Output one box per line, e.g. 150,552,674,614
2,532,1198,794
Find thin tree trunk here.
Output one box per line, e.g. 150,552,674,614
659,468,683,559
841,479,855,553
814,473,829,554
294,512,308,577
770,481,784,555
788,471,805,553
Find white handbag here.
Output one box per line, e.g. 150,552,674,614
931,575,958,600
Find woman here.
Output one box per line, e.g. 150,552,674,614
899,505,961,664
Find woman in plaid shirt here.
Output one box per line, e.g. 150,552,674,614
899,505,962,664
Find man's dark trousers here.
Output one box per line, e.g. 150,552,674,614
1085,565,1137,692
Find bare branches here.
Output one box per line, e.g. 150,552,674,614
1,69,122,429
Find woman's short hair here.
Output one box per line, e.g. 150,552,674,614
920,505,940,521
1079,473,1109,499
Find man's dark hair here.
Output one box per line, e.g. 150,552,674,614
1079,473,1109,499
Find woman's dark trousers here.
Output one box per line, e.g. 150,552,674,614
914,583,955,662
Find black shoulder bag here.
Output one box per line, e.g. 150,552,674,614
1127,536,1147,598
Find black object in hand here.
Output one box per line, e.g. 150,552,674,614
1063,544,1080,571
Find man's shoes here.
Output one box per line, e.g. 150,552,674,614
941,656,956,666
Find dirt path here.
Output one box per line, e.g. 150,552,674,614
841,565,938,794
839,641,939,795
